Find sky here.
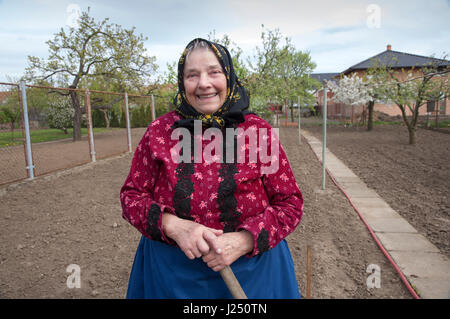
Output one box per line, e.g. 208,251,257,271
0,0,449,83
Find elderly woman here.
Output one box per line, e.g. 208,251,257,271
120,38,304,298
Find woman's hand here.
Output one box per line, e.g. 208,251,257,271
202,231,253,272
162,213,223,260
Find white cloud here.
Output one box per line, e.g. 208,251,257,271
228,0,368,36
0,0,449,82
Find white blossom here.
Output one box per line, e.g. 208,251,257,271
326,73,372,106
48,95,74,133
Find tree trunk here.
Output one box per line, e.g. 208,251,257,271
397,103,416,145
10,121,15,142
69,89,82,141
408,126,416,145
367,100,374,131
290,102,294,123
100,109,110,129
351,105,354,125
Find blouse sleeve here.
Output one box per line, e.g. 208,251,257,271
120,126,175,245
238,127,304,257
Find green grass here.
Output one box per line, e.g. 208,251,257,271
372,120,402,125
0,127,114,148
428,120,450,128
303,120,402,127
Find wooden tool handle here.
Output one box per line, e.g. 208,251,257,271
220,266,247,299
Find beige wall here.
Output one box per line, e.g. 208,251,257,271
318,68,450,117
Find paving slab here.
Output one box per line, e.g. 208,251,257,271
339,185,380,198
388,251,450,299
355,206,403,220
364,217,418,233
375,232,440,252
328,170,360,179
302,130,450,299
350,197,394,210
332,176,365,185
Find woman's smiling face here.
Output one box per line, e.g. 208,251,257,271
183,48,227,115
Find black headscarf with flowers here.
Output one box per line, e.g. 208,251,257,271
172,38,251,130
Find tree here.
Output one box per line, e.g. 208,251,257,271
369,56,449,144
363,74,384,131
80,76,127,129
326,73,372,127
247,27,318,122
26,8,157,141
272,39,318,122
0,89,21,142
207,31,249,82
0,105,20,141
151,61,178,115
48,95,74,134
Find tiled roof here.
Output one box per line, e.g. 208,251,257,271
342,49,450,74
0,91,13,104
310,73,340,84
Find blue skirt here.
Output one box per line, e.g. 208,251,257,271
126,236,301,299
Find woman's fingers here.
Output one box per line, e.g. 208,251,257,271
203,230,222,254
212,265,224,272
204,254,226,272
174,221,226,260
196,238,210,255
204,255,221,269
185,250,195,260
182,226,223,259
210,228,224,236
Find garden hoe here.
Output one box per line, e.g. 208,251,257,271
220,266,247,299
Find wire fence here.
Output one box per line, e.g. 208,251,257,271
0,81,165,186
0,83,28,184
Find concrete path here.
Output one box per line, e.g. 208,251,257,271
302,129,450,299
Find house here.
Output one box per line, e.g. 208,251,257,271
310,73,341,117
0,91,13,105
313,45,450,119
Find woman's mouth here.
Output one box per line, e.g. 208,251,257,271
197,93,218,99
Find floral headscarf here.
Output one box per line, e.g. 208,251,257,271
173,38,250,130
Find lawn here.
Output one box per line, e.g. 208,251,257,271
0,127,114,147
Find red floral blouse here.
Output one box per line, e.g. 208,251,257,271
120,111,303,257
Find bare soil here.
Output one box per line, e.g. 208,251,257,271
304,122,450,259
0,128,145,186
0,126,413,299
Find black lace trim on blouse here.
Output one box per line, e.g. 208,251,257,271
173,162,195,220
218,131,241,232
146,203,163,241
256,227,269,254
173,135,195,221
218,163,241,232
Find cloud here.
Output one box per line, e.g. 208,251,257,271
0,0,449,81
227,0,368,36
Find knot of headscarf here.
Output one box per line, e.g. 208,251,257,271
199,114,225,128
172,38,250,131
171,111,246,131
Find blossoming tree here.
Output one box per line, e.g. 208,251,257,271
326,73,373,127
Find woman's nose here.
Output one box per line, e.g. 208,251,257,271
197,73,212,89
